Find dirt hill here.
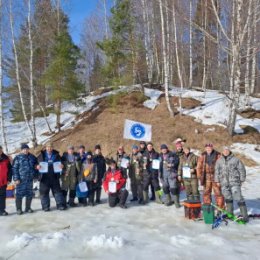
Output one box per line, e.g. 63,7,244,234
33,91,259,166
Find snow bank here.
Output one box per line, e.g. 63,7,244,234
84,234,124,250
231,143,260,164
7,233,35,250
143,87,163,110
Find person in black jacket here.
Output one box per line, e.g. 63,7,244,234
0,146,12,216
93,145,106,204
142,142,162,204
37,142,65,211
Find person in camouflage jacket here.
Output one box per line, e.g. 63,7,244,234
215,146,248,221
178,146,199,202
197,143,224,208
129,145,144,204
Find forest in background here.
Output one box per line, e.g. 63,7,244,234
0,0,260,151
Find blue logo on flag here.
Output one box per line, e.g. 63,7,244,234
130,123,145,139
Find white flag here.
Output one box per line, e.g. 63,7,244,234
123,119,152,141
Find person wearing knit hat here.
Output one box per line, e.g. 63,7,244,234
139,141,147,155
79,151,98,207
93,144,106,204
13,144,39,215
196,143,224,209
0,145,12,216
37,143,66,212
178,145,199,202
159,144,180,207
129,145,143,203
45,142,53,148
61,145,82,207
215,147,249,222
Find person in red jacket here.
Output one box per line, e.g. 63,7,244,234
103,159,128,208
0,146,12,216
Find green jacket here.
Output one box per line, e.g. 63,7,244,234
178,152,198,179
129,152,143,181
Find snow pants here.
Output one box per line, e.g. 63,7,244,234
143,171,160,192
203,181,224,208
0,186,6,213
40,177,65,210
162,173,179,195
183,178,200,200
221,185,245,203
108,189,129,207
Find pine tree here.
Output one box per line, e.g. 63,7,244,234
42,18,83,131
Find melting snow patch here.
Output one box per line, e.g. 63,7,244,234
6,233,35,250
84,234,124,250
143,88,163,110
41,232,69,249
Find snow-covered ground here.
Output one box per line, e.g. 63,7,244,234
1,165,260,260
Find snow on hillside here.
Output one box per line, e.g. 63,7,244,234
1,165,260,260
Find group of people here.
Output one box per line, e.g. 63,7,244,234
0,138,249,222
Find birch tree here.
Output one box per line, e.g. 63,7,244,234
0,0,8,152
159,0,174,117
189,0,193,88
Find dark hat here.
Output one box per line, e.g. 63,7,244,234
79,145,85,149
95,144,101,150
140,141,146,145
108,158,116,165
132,145,139,150
86,151,93,157
21,143,29,150
160,144,168,150
205,143,213,148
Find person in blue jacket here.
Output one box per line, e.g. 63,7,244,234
13,144,39,215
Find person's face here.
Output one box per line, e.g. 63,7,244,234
79,148,85,154
140,144,145,149
46,146,53,153
147,144,153,151
132,148,138,154
87,155,92,160
176,145,182,151
22,148,29,155
110,163,116,170
161,148,167,154
205,146,213,154
223,149,230,157
118,148,123,154
68,148,74,155
184,148,190,155
95,149,101,155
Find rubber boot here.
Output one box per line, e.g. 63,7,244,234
165,194,173,206
16,198,23,215
238,201,249,222
69,198,77,207
25,198,34,213
173,195,181,208
226,200,234,215
143,191,149,204
155,191,163,204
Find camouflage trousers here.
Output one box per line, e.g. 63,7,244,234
183,178,200,200
203,181,224,208
221,185,244,203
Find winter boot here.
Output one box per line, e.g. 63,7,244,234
165,194,173,206
16,198,23,215
69,198,77,207
238,201,249,222
225,200,234,215
0,211,8,216
173,195,181,208
25,198,34,213
143,191,149,204
130,197,138,202
155,191,163,204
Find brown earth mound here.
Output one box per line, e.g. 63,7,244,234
32,93,259,166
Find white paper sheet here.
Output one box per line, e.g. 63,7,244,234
120,158,129,169
53,161,62,174
78,182,88,192
152,159,160,170
39,162,48,174
109,181,117,193
183,166,191,178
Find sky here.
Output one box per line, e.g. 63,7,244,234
63,0,98,44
